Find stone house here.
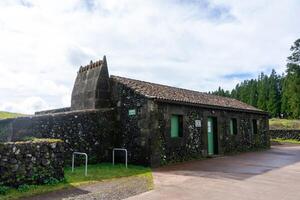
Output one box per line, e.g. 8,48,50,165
0,56,269,167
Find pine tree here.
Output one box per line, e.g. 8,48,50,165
257,73,268,111
267,69,281,117
249,79,258,107
281,76,290,117
282,39,300,118
210,38,300,118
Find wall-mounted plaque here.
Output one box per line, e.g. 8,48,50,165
128,109,136,116
195,120,202,127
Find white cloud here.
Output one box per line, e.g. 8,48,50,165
0,96,50,114
0,0,299,114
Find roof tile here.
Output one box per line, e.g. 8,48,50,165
111,75,264,113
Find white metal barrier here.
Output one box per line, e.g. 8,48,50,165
112,148,128,168
72,152,88,176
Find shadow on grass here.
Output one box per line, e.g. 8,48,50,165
0,183,86,200
20,185,90,200
0,163,151,200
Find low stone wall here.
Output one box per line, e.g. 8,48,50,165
0,108,119,165
270,129,300,140
0,139,64,187
35,107,71,115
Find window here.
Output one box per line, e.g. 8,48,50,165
171,115,183,138
229,118,238,135
252,119,258,134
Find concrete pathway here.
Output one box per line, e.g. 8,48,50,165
127,144,300,200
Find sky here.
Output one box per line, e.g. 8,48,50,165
0,0,299,114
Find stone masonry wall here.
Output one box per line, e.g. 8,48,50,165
35,107,71,115
0,109,118,165
111,80,152,166
270,129,300,140
0,139,64,187
151,102,269,166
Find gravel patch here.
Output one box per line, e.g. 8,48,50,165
23,176,152,200
64,176,150,200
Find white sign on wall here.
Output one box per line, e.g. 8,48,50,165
195,120,202,127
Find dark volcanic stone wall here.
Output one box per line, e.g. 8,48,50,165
0,109,118,165
0,139,64,187
270,129,300,140
151,102,269,166
35,107,71,115
151,104,205,166
221,114,269,152
111,80,153,166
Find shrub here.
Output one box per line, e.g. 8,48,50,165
43,177,61,185
0,185,10,195
17,184,31,192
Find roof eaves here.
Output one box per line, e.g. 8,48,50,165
153,98,269,115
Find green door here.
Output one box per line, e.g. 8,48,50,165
207,118,214,155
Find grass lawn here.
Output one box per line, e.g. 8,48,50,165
0,111,25,120
271,138,300,145
0,163,153,200
269,118,300,130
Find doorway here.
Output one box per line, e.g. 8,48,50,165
207,117,218,155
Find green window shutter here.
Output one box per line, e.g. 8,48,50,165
171,115,179,138
230,119,234,135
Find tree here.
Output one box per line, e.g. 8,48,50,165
210,38,300,119
281,39,300,118
287,39,300,65
267,69,281,117
257,73,268,111
249,79,258,107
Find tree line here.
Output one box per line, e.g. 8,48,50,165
210,39,300,119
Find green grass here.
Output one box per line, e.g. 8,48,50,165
0,111,25,120
269,118,300,130
271,138,300,144
0,163,153,200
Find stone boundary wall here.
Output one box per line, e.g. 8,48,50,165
0,139,64,187
35,107,71,115
270,129,300,140
0,109,119,165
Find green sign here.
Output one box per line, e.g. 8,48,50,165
128,109,136,116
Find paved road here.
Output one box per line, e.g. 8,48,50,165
127,144,300,200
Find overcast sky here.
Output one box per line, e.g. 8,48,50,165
0,0,299,114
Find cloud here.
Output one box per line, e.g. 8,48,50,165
0,0,299,114
223,72,254,80
0,96,50,114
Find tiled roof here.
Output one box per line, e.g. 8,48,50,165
111,75,265,113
